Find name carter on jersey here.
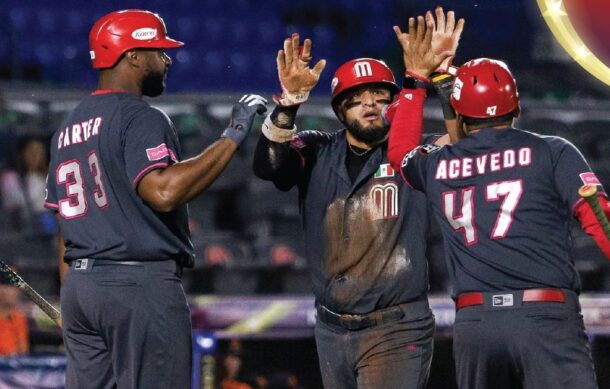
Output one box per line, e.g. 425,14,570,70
57,117,103,150
435,147,532,180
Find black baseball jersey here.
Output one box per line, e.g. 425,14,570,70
254,129,436,314
400,128,604,297
45,90,194,267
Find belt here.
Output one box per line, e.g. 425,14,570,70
316,303,406,331
70,258,183,277
456,288,566,310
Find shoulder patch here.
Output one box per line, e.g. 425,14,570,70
580,172,601,186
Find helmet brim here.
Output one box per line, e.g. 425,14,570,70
142,37,184,49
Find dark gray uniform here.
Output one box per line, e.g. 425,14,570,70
45,90,193,389
253,129,435,389
397,89,599,389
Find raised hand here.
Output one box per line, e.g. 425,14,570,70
393,12,456,78
275,33,326,106
222,94,268,145
430,7,465,72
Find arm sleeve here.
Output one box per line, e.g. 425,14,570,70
124,107,181,189
574,195,610,259
388,87,435,190
388,88,427,171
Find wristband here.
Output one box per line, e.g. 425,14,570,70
273,91,310,107
261,114,297,143
405,70,430,83
403,76,428,90
221,126,248,145
430,71,457,120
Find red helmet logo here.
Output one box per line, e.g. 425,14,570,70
450,58,519,119
331,58,399,106
89,9,184,69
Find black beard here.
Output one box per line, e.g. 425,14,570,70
142,72,165,97
346,119,389,145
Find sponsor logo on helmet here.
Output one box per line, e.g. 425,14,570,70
452,77,463,100
131,28,158,40
353,61,373,78
331,77,339,93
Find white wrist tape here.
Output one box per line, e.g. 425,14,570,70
262,114,297,143
273,90,310,107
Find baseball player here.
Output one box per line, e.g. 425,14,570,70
44,9,266,389
387,13,610,389
252,9,463,389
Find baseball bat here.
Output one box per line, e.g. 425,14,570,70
0,260,62,328
578,185,610,240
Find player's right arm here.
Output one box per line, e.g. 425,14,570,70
252,32,326,190
388,10,462,172
137,95,267,212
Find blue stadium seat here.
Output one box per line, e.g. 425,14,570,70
256,19,283,46
8,8,32,33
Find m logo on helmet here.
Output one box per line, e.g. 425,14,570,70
486,106,497,116
132,28,158,40
353,61,373,78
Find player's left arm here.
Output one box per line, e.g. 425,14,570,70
389,9,463,171
43,144,68,282
551,138,610,258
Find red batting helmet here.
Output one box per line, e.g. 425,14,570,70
89,9,184,69
331,58,399,106
450,58,519,118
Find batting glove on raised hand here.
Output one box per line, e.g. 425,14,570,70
222,94,268,145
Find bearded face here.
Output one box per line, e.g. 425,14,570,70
336,86,393,146
141,68,166,97
345,118,389,145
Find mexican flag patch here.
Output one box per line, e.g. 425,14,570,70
375,163,395,178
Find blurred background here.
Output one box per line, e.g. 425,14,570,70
0,0,609,388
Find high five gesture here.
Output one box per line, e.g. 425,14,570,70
275,33,326,106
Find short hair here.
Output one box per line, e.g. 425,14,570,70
461,111,517,128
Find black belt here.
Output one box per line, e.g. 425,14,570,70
316,303,406,331
70,258,183,277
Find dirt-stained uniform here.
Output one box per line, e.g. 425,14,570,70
253,128,435,389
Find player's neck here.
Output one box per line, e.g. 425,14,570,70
98,71,142,97
345,131,386,150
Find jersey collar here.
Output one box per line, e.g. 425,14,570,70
91,89,128,95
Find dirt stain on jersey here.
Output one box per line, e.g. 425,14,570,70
323,194,410,305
